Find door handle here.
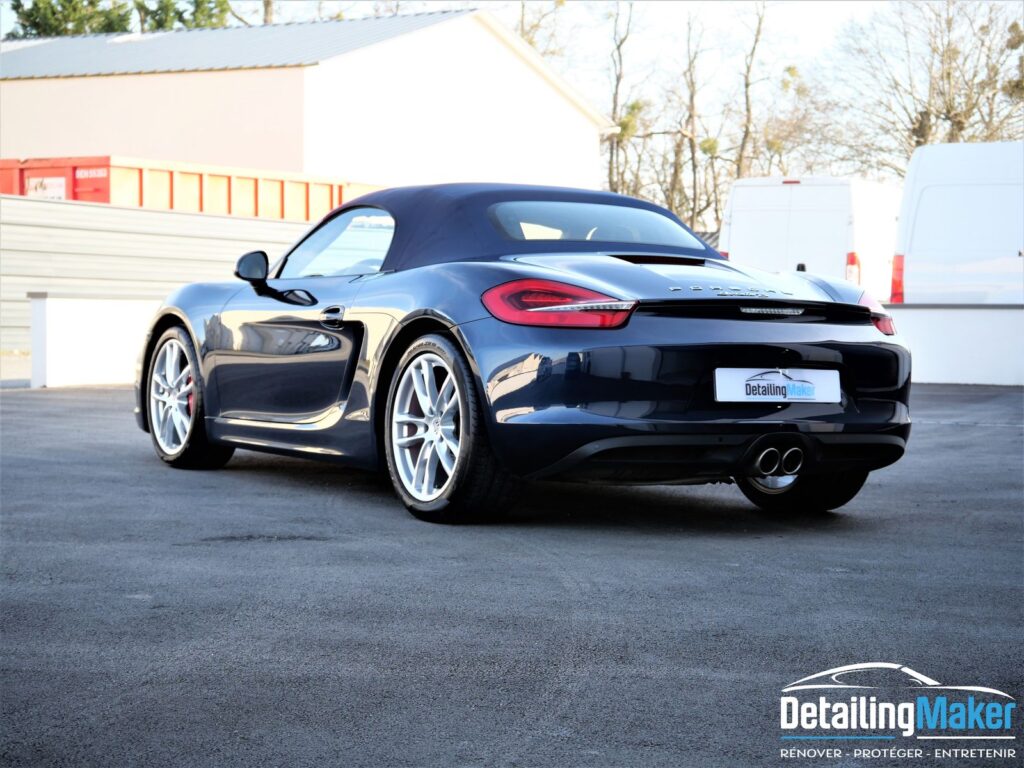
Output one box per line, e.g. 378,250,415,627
319,305,345,329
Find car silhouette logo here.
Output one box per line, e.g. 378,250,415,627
782,662,1014,699
746,369,813,386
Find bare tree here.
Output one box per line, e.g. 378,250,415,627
680,20,706,226
227,0,275,26
1006,20,1024,100
832,0,1023,174
657,17,705,225
755,65,843,176
517,0,565,58
315,2,354,21
606,1,635,193
373,1,401,16
227,3,251,26
734,2,765,179
700,130,728,229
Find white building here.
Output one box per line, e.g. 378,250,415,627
0,10,609,188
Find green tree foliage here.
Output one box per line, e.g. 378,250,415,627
1005,21,1024,101
8,0,233,37
616,100,646,144
180,0,230,29
134,0,179,31
8,0,132,37
698,138,718,157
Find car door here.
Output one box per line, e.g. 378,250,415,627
209,207,395,421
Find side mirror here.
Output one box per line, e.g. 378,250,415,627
235,251,269,283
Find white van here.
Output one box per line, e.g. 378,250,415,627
718,177,901,301
892,141,1024,304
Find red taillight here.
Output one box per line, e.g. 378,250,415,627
782,179,801,185
845,251,861,284
872,315,897,335
858,291,896,335
719,250,729,260
481,279,636,329
890,254,905,303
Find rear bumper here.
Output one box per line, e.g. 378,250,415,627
528,429,908,483
458,314,912,480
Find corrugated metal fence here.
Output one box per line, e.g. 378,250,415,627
0,195,309,351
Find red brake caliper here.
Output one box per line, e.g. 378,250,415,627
187,376,194,415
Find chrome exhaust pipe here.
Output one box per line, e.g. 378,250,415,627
755,447,781,476
781,447,804,475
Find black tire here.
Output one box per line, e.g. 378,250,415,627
384,334,517,523
146,326,234,470
736,471,869,513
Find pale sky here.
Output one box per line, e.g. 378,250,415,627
522,1,886,114
0,0,886,113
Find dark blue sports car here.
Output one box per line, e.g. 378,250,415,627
135,183,910,523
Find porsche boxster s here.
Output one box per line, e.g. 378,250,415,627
135,184,911,523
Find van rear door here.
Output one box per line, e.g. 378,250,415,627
907,183,1024,303
727,181,849,279
785,183,850,280
726,184,792,273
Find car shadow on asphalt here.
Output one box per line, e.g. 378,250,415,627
504,481,864,535
222,452,866,536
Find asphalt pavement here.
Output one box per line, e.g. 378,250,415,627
1,384,1021,767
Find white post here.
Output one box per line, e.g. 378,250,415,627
29,292,48,388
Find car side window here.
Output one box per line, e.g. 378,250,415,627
279,207,395,279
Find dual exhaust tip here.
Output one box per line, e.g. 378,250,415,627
755,446,804,476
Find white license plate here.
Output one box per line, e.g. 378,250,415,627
714,368,841,403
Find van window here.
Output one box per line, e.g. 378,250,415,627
910,184,1024,259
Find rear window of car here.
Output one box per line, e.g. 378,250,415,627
490,201,706,249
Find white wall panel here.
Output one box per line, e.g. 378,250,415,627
0,68,306,172
887,306,1024,385
0,196,307,351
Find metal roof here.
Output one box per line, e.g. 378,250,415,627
0,10,470,80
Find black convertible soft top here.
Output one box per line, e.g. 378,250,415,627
342,183,716,272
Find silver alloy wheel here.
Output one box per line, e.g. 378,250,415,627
149,338,195,454
391,352,462,502
749,475,797,494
